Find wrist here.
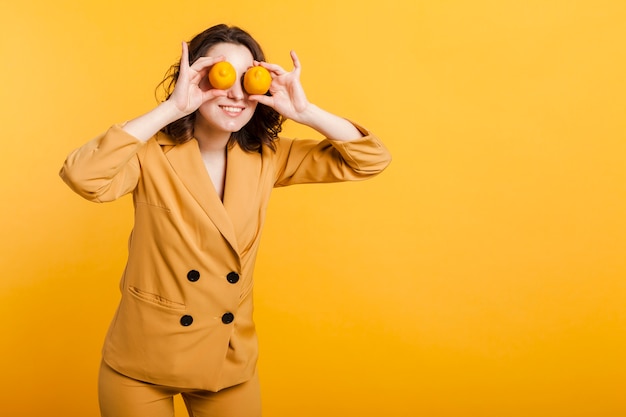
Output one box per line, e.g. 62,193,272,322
295,103,323,129
296,105,363,141
159,100,189,124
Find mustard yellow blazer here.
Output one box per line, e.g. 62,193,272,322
60,124,391,391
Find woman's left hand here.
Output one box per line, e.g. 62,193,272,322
249,51,312,123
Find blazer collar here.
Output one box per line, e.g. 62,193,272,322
158,134,262,255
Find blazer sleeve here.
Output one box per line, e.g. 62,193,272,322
59,124,146,202
272,124,391,187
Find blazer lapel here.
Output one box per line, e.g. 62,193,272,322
163,137,239,253
223,144,263,243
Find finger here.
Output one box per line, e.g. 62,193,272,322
258,62,286,76
290,50,301,71
180,41,189,69
202,89,228,101
190,55,225,73
178,42,192,83
261,50,301,76
248,94,273,107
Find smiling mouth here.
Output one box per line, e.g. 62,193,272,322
220,105,244,114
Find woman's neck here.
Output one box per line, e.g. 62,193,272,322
195,130,230,154
193,115,232,153
196,137,228,201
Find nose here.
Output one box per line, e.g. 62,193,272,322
226,76,245,100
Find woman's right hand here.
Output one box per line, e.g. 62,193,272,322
167,42,227,116
120,42,227,142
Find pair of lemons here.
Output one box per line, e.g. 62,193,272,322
208,62,272,95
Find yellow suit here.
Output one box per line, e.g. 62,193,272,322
60,124,391,391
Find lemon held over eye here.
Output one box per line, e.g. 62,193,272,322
208,61,236,89
244,66,272,95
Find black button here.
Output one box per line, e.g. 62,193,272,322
180,315,193,326
226,272,240,284
187,270,200,282
221,312,234,324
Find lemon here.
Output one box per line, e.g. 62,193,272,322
208,61,236,90
243,66,272,95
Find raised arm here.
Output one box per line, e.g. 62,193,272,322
122,42,228,141
249,50,364,142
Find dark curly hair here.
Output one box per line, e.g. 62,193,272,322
156,24,284,152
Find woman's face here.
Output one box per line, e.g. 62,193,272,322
195,42,258,136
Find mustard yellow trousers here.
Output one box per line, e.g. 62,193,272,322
98,360,261,417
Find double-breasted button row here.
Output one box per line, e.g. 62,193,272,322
181,269,238,326
186,270,239,284
180,313,234,326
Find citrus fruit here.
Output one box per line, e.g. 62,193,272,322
243,66,272,95
208,61,236,89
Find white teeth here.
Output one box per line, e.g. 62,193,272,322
221,106,243,113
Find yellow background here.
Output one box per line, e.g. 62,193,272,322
2,1,625,416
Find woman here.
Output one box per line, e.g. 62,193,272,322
60,24,391,417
